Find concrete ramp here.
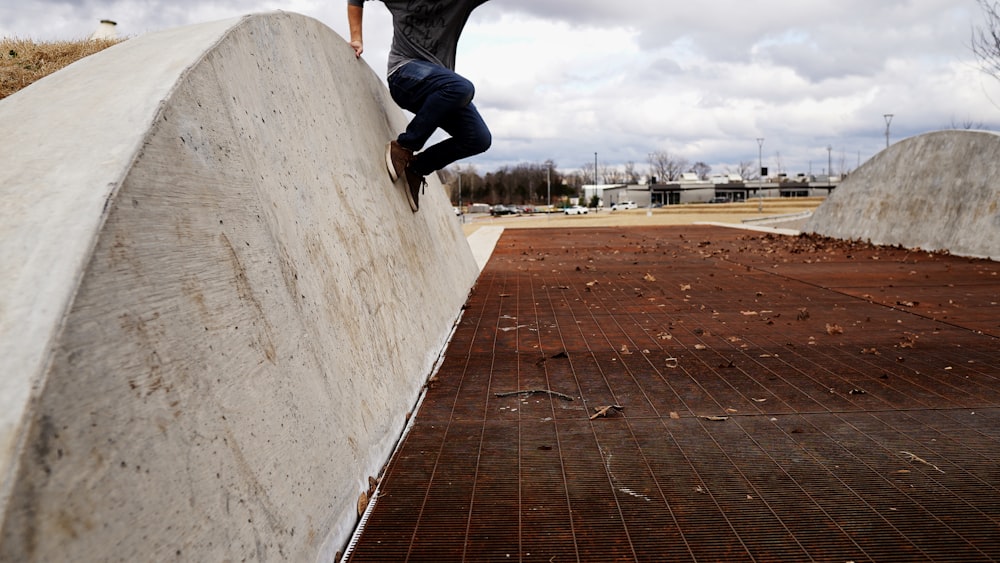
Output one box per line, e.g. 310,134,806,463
0,12,478,561
804,130,1000,259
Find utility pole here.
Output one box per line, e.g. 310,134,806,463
884,114,894,148
546,164,551,207
594,152,598,207
756,138,764,211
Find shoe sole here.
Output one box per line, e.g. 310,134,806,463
385,142,400,182
404,186,418,213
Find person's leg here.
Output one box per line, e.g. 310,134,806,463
409,101,491,176
388,60,488,161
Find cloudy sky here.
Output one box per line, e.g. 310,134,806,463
3,0,1000,179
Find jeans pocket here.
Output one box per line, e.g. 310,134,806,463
389,61,435,111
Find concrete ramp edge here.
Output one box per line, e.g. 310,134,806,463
0,12,478,561
804,130,1000,259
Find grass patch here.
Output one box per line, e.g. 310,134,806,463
1,37,123,100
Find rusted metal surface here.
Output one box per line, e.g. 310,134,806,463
347,226,1000,562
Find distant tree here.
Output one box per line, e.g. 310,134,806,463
446,164,484,204
601,164,622,184
623,161,639,183
950,117,990,130
972,0,1000,81
580,161,601,184
688,161,711,180
728,160,756,181
648,150,689,181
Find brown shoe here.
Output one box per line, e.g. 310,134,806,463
403,165,425,213
385,140,412,182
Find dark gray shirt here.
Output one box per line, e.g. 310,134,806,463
348,0,489,75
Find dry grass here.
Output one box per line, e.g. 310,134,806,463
1,37,123,100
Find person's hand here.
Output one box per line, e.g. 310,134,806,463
351,40,364,58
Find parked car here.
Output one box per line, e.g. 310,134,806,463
708,196,729,204
611,201,637,211
491,205,517,216
563,205,588,215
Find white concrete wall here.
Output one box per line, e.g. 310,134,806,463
0,12,478,561
804,130,1000,259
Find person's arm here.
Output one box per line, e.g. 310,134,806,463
347,2,364,58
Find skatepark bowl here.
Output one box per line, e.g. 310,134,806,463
344,225,1000,562
3,10,1000,562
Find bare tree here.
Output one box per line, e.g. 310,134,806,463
623,161,639,183
950,117,990,130
601,164,622,184
648,150,689,182
972,0,1000,80
689,161,711,180
727,160,756,181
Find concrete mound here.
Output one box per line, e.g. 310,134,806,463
804,130,1000,259
0,12,478,561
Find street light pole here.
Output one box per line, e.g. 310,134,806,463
756,138,764,210
594,152,598,208
884,114,894,148
546,164,551,208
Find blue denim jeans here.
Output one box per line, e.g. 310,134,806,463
388,60,491,176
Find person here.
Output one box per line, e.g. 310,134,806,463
347,0,492,212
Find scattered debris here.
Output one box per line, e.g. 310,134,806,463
620,487,652,501
797,308,810,321
826,323,844,335
495,389,574,401
665,357,679,368
590,405,625,419
900,451,945,474
669,411,681,419
620,344,632,354
643,273,657,282
535,351,569,367
703,416,729,422
848,388,867,395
